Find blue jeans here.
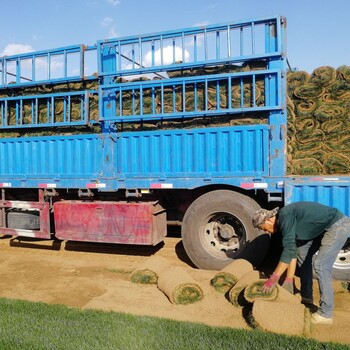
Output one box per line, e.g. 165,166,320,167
297,215,350,318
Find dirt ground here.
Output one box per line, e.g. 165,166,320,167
0,234,349,346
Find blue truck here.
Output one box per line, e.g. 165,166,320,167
0,16,349,278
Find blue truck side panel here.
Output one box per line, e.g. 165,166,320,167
0,134,103,188
116,125,268,177
285,179,350,217
0,125,269,189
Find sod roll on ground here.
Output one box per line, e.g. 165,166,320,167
210,259,254,293
157,266,204,305
129,255,172,284
228,270,261,307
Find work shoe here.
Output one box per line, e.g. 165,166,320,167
301,297,313,305
311,313,333,325
301,297,318,313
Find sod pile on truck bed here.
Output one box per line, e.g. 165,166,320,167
1,64,349,175
287,65,350,175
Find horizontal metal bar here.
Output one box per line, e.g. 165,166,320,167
98,53,283,78
99,69,281,122
0,45,98,88
0,91,96,129
98,16,284,77
100,16,281,44
104,69,279,89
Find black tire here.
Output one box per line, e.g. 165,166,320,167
181,190,270,270
7,211,40,230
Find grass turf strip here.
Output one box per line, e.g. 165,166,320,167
0,298,347,350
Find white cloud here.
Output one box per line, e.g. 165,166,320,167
107,26,119,39
101,15,118,39
195,21,210,27
144,45,190,66
101,16,114,27
1,43,35,57
106,0,120,5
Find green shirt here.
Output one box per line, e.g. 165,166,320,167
277,202,343,264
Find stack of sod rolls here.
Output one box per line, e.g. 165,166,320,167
226,275,310,336
0,80,100,138
120,64,350,175
210,266,310,336
3,62,350,177
115,63,267,132
287,65,350,175
113,64,350,176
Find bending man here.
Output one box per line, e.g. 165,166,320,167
252,201,350,325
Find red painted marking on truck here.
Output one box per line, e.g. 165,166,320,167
150,183,173,189
0,183,12,187
240,182,268,189
240,183,254,189
53,201,166,245
150,184,162,188
86,183,106,189
38,183,57,188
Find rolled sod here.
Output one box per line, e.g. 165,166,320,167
129,255,171,284
287,65,350,176
251,299,309,336
275,285,303,304
287,70,311,92
210,259,253,293
310,66,337,87
243,279,279,303
228,270,261,307
337,65,350,81
157,266,204,305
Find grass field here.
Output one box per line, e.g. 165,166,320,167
0,298,347,350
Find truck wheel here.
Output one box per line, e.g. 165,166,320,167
181,190,269,270
332,240,350,281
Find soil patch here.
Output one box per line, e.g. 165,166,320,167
0,236,349,345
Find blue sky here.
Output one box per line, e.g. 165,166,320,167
0,0,349,73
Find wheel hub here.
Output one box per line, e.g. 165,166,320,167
217,223,235,239
204,220,240,253
334,247,350,269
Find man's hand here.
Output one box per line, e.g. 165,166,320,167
282,277,294,294
262,272,280,294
